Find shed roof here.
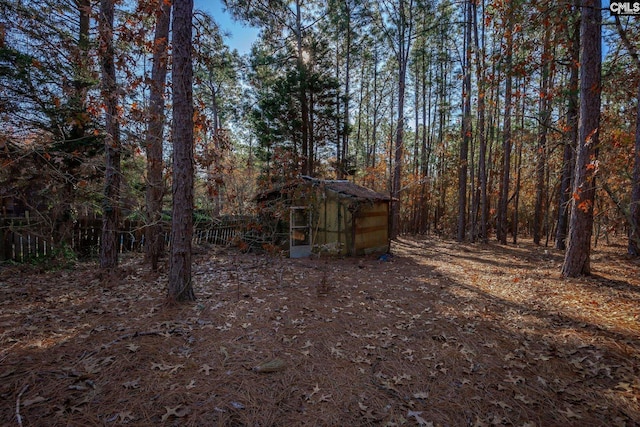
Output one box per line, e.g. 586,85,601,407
302,176,390,202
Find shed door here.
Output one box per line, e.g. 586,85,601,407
290,207,312,258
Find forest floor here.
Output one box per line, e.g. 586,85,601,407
1,236,639,427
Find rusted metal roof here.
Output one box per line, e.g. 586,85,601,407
256,177,391,203
303,176,390,202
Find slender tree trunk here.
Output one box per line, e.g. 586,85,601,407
342,7,351,175
309,90,315,175
356,57,366,159
534,25,552,245
497,5,513,245
391,0,413,239
209,81,222,217
434,38,447,232
513,140,522,244
562,0,601,277
457,0,472,242
168,0,196,301
630,82,640,256
71,0,90,142
473,0,488,243
420,47,431,234
412,62,420,234
613,16,640,256
99,0,121,269
335,50,342,177
556,12,579,250
295,0,309,175
371,49,379,169
556,5,580,250
145,0,171,271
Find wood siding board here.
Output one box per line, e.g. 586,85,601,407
355,224,388,234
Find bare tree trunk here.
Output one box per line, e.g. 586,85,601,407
420,45,432,234
457,0,472,242
496,4,513,245
630,83,640,256
473,0,488,243
99,0,121,269
390,0,414,239
513,139,522,244
371,48,379,169
342,4,351,176
71,0,90,142
562,0,601,277
295,0,310,176
534,25,552,245
168,0,196,301
145,0,171,271
556,6,579,250
613,16,640,256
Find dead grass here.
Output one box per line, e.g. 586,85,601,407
1,236,639,426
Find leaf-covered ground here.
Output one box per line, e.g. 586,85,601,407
1,236,639,426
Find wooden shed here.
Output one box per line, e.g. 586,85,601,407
257,176,391,257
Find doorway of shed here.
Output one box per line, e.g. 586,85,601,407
290,206,312,258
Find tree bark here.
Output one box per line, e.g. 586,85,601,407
70,0,90,142
99,0,121,269
295,0,310,176
145,0,171,271
562,0,601,277
533,25,552,245
457,0,472,242
630,82,640,256
613,16,640,256
168,0,196,301
556,5,580,250
496,4,513,245
472,0,488,243
390,0,414,239
342,2,351,177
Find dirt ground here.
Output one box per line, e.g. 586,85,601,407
1,236,639,426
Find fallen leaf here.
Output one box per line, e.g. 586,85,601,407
615,382,634,392
126,343,139,352
230,401,245,409
558,407,582,419
22,396,47,406
200,364,213,375
307,384,320,400
151,362,184,373
118,411,135,422
407,410,433,426
186,379,196,389
123,379,140,389
161,405,190,422
253,358,286,373
515,394,533,404
490,400,512,410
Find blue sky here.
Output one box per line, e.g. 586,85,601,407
192,0,617,59
193,0,260,55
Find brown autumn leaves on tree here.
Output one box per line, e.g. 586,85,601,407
1,0,639,291
1,1,640,424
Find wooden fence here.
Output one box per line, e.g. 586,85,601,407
0,216,252,262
